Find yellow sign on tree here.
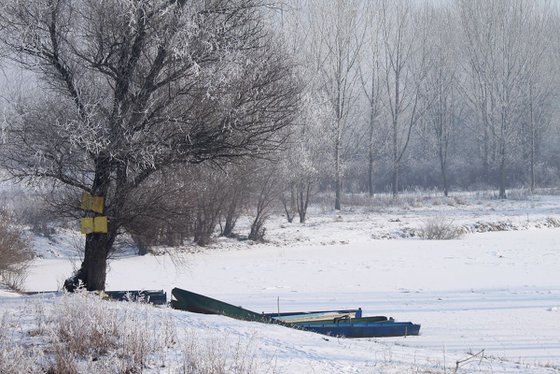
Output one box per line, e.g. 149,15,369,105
80,217,94,234
80,192,104,214
80,192,107,234
93,216,108,233
80,216,108,234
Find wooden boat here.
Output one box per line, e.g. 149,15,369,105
264,308,362,319
296,321,421,338
272,312,355,323
293,315,392,325
266,309,362,323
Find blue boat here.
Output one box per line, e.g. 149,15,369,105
296,321,421,338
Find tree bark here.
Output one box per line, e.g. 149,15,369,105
368,98,375,197
82,233,115,291
529,82,536,193
334,136,342,210
499,140,507,199
392,115,399,198
439,152,448,197
392,163,399,198
66,154,114,291
368,148,374,197
297,181,310,223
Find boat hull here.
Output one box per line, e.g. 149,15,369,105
296,321,421,338
171,287,274,323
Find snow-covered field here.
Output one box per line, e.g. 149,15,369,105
2,192,560,373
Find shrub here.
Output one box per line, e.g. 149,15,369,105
0,214,34,291
182,333,259,374
418,217,463,240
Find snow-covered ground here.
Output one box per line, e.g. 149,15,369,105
3,192,560,373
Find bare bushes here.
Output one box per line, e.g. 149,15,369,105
47,293,177,372
7,292,178,373
53,294,121,357
0,213,34,291
120,170,195,255
418,217,463,240
248,162,285,242
182,333,258,374
1,294,259,373
125,165,251,251
126,161,280,251
15,199,58,238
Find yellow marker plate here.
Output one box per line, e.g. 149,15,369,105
80,192,104,214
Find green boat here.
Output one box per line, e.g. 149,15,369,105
171,288,364,324
171,287,277,323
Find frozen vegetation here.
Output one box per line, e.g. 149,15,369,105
0,1,560,372
2,191,560,373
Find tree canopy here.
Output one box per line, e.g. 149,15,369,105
0,0,300,290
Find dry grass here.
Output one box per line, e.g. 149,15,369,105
46,292,177,372
182,333,259,374
0,293,261,374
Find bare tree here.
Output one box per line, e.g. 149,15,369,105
0,0,300,290
520,3,555,192
458,0,538,198
381,0,430,198
275,1,335,222
305,0,366,210
457,1,495,184
360,0,384,197
280,92,333,223
424,6,462,197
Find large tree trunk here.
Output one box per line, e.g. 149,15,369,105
82,233,115,291
64,230,117,292
65,155,115,291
